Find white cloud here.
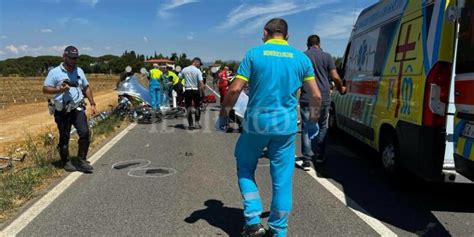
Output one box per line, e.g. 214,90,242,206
49,45,69,53
5,45,30,54
78,0,99,7
0,35,6,39
81,47,93,51
158,0,199,18
42,0,99,6
58,17,70,26
18,45,29,52
0,50,5,55
6,45,19,54
313,9,361,40
3,44,72,57
219,0,337,35
105,46,111,50
186,32,194,40
58,17,89,26
41,29,53,33
74,18,89,24
144,36,149,42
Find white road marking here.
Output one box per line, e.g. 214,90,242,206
128,167,177,178
205,84,221,98
1,123,137,236
296,160,398,237
111,159,177,178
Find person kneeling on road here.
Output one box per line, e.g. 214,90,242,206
43,45,96,173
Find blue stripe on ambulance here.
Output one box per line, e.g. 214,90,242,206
463,138,474,158
422,1,431,73
453,120,468,145
432,0,446,66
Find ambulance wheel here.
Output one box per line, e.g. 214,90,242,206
380,133,400,177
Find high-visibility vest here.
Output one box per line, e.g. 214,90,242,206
150,68,163,80
168,71,181,85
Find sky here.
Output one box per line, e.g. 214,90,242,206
0,0,378,62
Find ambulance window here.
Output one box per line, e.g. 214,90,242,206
374,20,400,76
340,42,351,78
349,30,378,74
456,2,474,74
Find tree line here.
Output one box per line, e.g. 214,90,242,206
0,50,340,77
0,51,229,77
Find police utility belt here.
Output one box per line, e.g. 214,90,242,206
48,99,86,115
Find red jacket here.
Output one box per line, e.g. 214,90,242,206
218,70,229,89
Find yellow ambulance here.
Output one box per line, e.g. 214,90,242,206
331,0,473,182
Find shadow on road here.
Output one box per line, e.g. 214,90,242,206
168,124,187,130
185,199,269,237
315,130,474,236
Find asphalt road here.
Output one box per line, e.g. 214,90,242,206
4,104,473,236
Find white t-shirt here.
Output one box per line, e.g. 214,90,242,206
179,65,203,90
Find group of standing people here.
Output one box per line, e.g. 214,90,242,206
148,63,182,111
42,46,207,173
42,17,345,237
147,58,206,129
219,18,346,237
135,60,204,130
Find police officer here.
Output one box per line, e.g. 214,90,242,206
219,18,321,236
43,46,96,173
149,63,163,111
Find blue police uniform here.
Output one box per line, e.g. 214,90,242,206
44,63,91,162
44,63,89,111
234,39,315,236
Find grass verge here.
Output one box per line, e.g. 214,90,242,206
0,115,126,222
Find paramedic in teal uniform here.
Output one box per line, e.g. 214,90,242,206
219,18,322,237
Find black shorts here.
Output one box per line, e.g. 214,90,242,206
184,90,201,108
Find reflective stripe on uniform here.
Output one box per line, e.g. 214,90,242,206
236,74,249,81
244,211,262,218
270,209,290,219
243,191,260,201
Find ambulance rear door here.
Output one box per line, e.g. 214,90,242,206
453,0,474,182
